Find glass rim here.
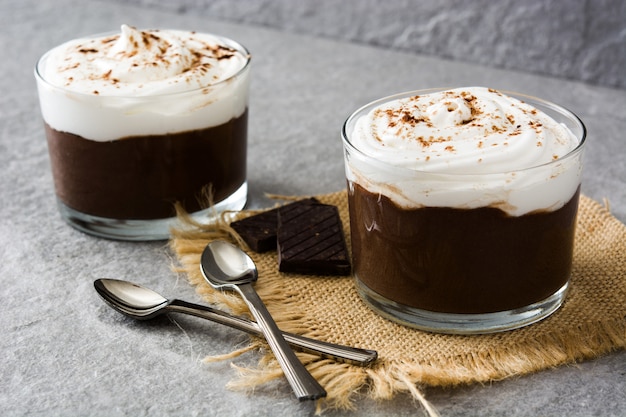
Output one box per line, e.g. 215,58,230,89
34,29,251,100
341,88,587,176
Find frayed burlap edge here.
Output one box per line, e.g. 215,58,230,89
168,192,626,416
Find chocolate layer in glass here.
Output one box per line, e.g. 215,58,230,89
348,182,580,314
45,111,247,220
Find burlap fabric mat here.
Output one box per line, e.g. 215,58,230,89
170,191,626,413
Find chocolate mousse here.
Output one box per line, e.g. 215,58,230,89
342,88,585,330
35,25,251,238
45,110,247,219
348,182,580,314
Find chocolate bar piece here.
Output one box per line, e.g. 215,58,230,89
230,198,318,252
277,203,351,275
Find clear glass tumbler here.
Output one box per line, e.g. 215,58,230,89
342,89,586,334
35,30,250,240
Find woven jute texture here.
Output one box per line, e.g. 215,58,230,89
170,191,626,414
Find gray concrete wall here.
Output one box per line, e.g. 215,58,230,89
115,0,625,89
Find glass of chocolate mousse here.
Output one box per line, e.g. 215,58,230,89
342,87,586,334
35,25,250,240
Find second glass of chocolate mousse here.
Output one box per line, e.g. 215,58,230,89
35,25,251,240
342,87,586,334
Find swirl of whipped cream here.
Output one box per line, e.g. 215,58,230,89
352,87,577,174
344,87,585,215
41,24,247,96
35,25,250,141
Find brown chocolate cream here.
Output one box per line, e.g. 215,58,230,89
348,182,580,314
45,110,247,220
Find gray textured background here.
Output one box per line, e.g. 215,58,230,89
116,0,626,89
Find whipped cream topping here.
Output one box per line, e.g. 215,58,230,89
344,87,584,215
351,87,577,173
35,25,250,141
41,24,247,96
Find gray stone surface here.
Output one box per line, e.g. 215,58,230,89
113,0,626,89
1,0,625,417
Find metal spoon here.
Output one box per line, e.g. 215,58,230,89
200,240,327,401
94,278,377,366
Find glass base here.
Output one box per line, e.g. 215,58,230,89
355,277,569,334
57,182,247,241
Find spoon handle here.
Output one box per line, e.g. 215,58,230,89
236,283,327,401
169,300,377,366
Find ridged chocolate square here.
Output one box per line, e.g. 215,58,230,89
230,198,318,252
277,203,351,275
